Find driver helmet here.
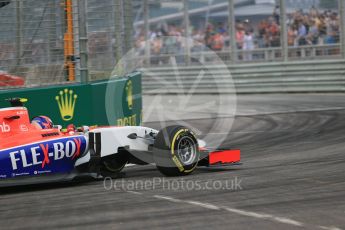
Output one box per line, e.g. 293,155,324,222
32,116,54,129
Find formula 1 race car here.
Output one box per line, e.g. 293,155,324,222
0,98,241,187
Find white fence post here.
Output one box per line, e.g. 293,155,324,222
123,0,134,54
228,0,236,63
340,0,345,59
183,0,191,65
280,0,288,62
114,0,123,64
15,0,23,66
143,0,150,67
77,0,89,83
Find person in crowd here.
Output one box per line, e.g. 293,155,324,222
235,23,245,50
191,28,204,52
266,17,280,47
135,35,146,56
288,25,298,46
258,20,268,48
217,22,226,34
243,29,255,61
307,19,319,45
243,19,253,33
273,5,280,24
309,5,318,17
210,31,224,51
205,23,215,50
150,35,163,65
324,31,337,44
297,21,307,46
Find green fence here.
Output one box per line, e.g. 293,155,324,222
0,72,142,128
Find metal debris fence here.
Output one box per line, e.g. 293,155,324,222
0,0,344,89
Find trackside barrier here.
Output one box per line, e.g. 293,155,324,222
0,72,142,127
141,60,345,94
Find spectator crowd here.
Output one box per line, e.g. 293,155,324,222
134,6,341,61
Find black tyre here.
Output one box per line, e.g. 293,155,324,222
100,154,128,178
153,126,200,176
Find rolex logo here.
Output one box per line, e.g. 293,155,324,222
126,80,133,110
56,89,78,121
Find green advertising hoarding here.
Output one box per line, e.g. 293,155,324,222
0,72,142,127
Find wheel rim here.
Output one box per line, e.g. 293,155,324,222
176,136,197,165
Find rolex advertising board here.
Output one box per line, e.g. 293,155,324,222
0,72,142,127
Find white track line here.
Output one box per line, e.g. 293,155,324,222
271,217,304,227
319,226,343,230
186,201,221,210
127,191,143,195
144,194,343,230
153,195,182,203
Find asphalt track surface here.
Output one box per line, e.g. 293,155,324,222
1,94,345,230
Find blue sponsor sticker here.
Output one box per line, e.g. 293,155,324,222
0,136,87,178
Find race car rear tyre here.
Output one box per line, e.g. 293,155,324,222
153,126,200,176
100,154,128,178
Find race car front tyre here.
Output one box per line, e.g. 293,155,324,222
153,126,200,176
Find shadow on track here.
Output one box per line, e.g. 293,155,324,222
0,177,96,195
